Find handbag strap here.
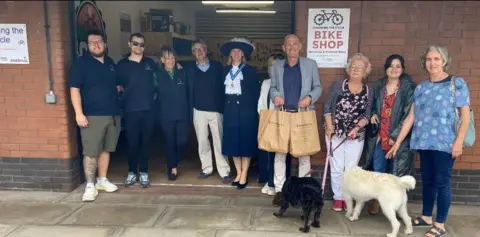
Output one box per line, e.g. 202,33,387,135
451,75,459,117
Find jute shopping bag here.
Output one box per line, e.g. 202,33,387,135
289,108,321,157
258,108,291,153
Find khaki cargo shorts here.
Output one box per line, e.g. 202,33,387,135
80,116,121,157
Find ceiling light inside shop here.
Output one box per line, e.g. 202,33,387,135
203,1,274,5
216,9,276,14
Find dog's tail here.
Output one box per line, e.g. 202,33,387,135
399,175,416,191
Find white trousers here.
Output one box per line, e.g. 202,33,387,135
274,152,311,192
193,109,230,177
326,135,364,200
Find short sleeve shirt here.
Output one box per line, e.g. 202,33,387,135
410,75,470,154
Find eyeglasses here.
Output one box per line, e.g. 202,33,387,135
350,65,365,71
88,41,104,46
131,41,145,48
192,48,205,53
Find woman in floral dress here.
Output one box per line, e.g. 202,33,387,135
323,53,374,212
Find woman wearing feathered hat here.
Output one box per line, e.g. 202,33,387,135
220,37,261,189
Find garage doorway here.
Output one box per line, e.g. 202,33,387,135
73,0,294,189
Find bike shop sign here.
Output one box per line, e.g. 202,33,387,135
307,8,350,68
0,24,29,64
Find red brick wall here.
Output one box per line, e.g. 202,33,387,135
0,1,76,160
296,1,480,169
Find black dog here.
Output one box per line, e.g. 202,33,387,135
273,176,324,233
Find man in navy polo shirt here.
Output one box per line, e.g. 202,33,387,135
69,30,121,202
185,39,231,184
116,33,157,188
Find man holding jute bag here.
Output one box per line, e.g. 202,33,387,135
268,34,322,205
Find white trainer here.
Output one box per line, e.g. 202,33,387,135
95,179,118,193
261,183,276,196
261,183,270,194
82,185,98,202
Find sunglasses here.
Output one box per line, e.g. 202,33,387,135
131,41,145,48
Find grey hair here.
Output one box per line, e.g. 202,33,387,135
160,46,176,58
420,45,451,73
345,53,372,77
191,39,207,51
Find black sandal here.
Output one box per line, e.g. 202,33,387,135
425,225,446,237
412,216,433,227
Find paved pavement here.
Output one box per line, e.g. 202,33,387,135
0,188,478,237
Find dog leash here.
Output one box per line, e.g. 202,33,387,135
321,134,349,196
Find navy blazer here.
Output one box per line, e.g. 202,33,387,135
222,64,261,124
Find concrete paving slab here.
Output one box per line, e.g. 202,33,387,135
0,224,18,237
343,213,451,237
216,230,318,237
155,206,252,230
0,202,82,225
0,191,68,203
251,207,350,236
448,215,480,237
228,196,273,207
143,195,229,206
60,192,146,204
6,225,115,237
60,204,166,227
118,228,216,237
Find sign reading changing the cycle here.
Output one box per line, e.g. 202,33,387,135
307,8,350,68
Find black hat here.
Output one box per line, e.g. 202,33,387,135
220,37,255,59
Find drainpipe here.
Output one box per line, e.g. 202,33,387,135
67,0,77,62
43,1,56,104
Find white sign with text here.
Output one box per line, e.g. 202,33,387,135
0,24,30,64
307,8,350,68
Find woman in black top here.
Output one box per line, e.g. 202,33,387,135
155,46,191,181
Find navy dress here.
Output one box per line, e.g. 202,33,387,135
222,64,261,157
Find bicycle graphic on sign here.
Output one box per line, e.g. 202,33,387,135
314,10,344,26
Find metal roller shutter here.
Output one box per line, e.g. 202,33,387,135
195,11,292,39
195,11,292,74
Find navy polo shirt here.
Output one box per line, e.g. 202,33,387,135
283,60,302,111
68,54,120,116
116,56,158,112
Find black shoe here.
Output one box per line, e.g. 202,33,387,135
167,170,177,181
221,176,232,184
231,181,240,186
237,181,248,189
198,172,212,179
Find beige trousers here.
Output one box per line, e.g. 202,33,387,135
193,109,230,177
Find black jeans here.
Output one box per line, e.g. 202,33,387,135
125,110,154,173
160,120,189,170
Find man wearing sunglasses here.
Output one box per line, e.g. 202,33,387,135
116,33,158,188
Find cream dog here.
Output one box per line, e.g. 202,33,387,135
342,166,416,237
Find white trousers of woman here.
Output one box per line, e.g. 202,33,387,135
326,135,364,201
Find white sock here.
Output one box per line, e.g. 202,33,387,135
97,177,107,183
86,182,94,188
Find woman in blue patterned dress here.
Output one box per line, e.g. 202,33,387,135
386,45,471,237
